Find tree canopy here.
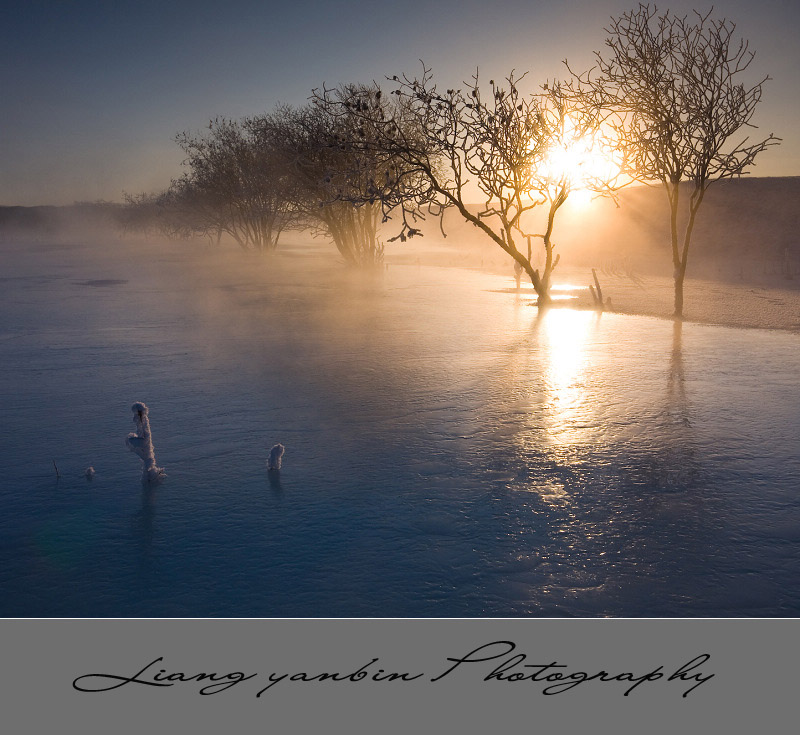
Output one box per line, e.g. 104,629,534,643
582,4,779,315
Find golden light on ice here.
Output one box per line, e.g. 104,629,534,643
507,308,598,506
541,308,595,450
543,309,591,388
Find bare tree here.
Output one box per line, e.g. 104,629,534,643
314,67,621,304
528,81,626,296
587,4,779,317
251,100,405,267
173,118,296,251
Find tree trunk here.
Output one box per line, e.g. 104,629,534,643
666,180,684,318
538,188,566,305
673,266,685,319
672,185,704,319
535,281,552,308
451,200,551,306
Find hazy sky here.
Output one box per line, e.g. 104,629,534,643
2,0,798,205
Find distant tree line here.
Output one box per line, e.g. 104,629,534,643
125,93,422,268
126,4,778,317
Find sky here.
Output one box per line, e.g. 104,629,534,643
2,0,799,206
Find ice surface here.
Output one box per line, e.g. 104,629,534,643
0,237,798,617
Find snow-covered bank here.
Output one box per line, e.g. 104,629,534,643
525,266,800,333
387,245,800,333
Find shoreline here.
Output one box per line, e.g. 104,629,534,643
530,267,800,335
391,248,800,335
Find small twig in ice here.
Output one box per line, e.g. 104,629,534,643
268,443,285,471
126,402,166,483
590,268,608,311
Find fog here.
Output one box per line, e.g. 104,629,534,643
3,176,797,287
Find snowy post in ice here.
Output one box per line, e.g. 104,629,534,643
126,402,166,482
268,443,285,471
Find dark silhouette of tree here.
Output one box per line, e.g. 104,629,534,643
584,4,779,317
251,97,414,267
172,118,296,251
314,67,621,304
529,81,626,298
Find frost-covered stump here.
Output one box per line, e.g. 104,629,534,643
268,443,285,471
126,402,166,483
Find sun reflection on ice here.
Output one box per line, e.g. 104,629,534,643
549,283,584,302
540,309,596,453
542,308,591,378
501,308,600,507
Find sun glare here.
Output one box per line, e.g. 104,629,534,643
540,116,621,201
568,188,593,209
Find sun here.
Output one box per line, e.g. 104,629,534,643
541,117,622,201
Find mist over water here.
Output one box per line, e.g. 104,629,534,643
1,236,798,616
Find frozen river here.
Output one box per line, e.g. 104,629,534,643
1,238,799,617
